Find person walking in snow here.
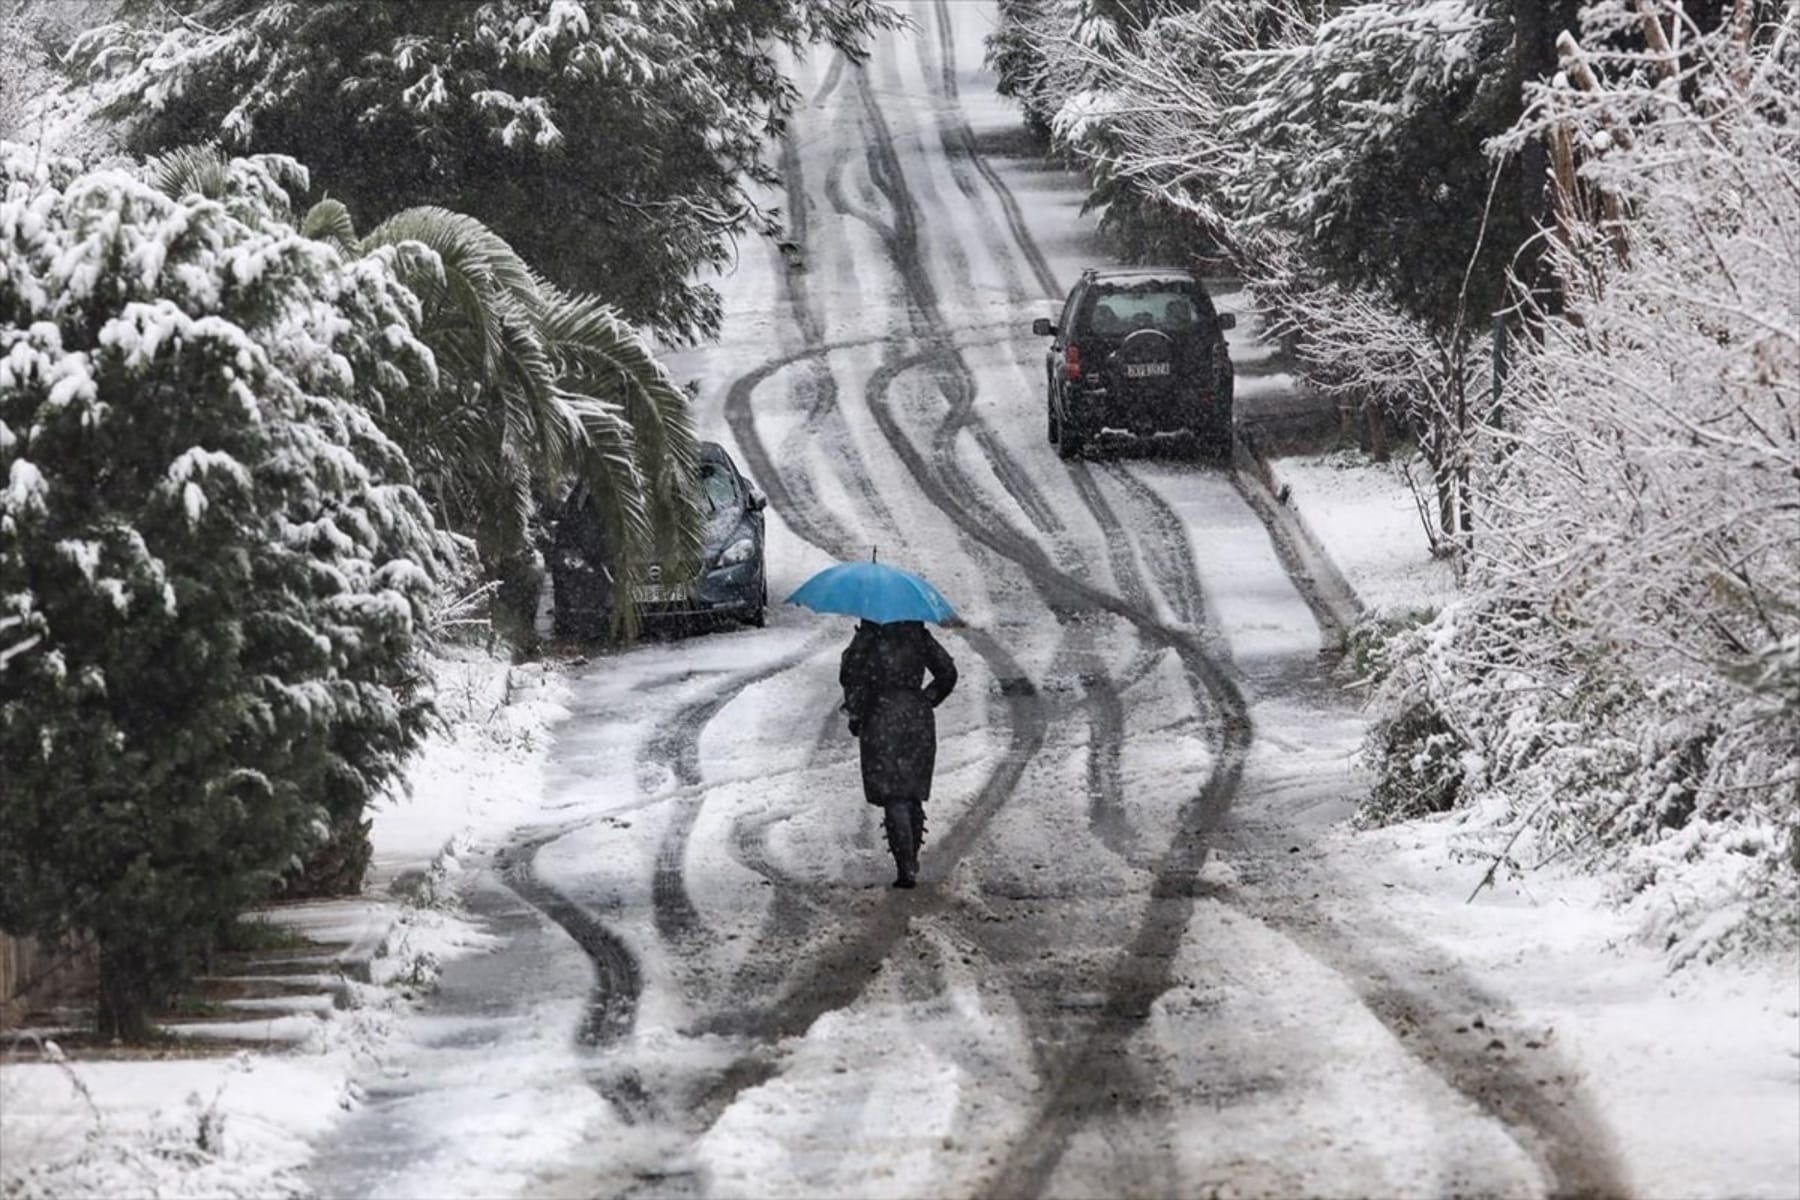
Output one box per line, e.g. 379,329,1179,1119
839,619,958,888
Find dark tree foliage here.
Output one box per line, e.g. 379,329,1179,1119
83,0,903,344
985,0,1059,138
1255,0,1584,336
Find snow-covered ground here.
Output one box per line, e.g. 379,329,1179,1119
1332,819,1800,1199
0,650,572,1198
1257,441,1796,1198
1267,450,1461,619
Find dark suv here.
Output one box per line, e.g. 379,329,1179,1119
550,441,767,638
1032,267,1237,459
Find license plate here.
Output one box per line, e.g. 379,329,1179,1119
632,582,690,604
1125,362,1171,378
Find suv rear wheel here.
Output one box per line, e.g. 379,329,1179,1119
1055,406,1085,460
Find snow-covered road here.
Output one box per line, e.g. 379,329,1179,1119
302,6,1696,1197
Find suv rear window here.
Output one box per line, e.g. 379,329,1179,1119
1085,286,1213,337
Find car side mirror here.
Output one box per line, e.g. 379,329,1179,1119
1217,313,1237,331
747,491,767,512
1032,317,1056,337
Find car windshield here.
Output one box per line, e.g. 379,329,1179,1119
1089,288,1204,336
699,463,739,513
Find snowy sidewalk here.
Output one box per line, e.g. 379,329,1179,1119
0,650,572,1199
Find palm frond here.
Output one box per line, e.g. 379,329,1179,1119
301,197,358,252
534,286,703,573
144,144,234,201
345,205,702,638
558,390,656,639
361,206,540,322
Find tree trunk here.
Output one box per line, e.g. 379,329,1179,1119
492,550,544,658
1514,0,1554,315
1435,457,1458,545
1364,396,1390,462
1455,367,1473,551
96,937,156,1041
288,811,372,898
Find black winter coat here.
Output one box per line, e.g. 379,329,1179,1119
839,621,958,806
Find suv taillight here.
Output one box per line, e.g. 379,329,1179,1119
1064,343,1082,381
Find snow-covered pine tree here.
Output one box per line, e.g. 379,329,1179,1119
1221,0,1576,336
78,0,905,345
0,147,455,1036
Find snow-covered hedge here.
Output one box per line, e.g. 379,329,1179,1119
1368,11,1799,959
0,145,456,1033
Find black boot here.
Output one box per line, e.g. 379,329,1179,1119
883,801,917,889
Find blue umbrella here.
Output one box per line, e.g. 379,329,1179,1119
786,554,957,625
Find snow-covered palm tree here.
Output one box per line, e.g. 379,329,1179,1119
325,201,703,639
150,146,703,639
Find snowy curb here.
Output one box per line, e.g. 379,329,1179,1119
1232,438,1365,648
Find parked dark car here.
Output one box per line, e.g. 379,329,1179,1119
550,441,768,638
1032,266,1237,460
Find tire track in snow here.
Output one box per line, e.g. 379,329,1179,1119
690,38,1217,1193
911,21,1624,1181
1097,462,1211,632
775,120,908,545
1203,836,1634,1200
711,292,1057,1100
912,13,1189,881
719,710,852,1000
851,38,1258,1196
715,342,1059,867
862,333,1255,1194
853,38,1241,690
1098,457,1627,1190
823,138,892,245
723,336,904,559
771,76,1073,871
1051,468,1630,1197
1230,458,1361,652
776,126,826,348
1063,463,1168,863
712,207,1070,1082
643,637,832,950
929,0,1062,303
851,249,1248,1196
739,109,1065,994
773,116,1044,566
496,832,643,1052
851,63,1065,542
903,30,1388,1185
810,49,848,109
875,350,1161,866
857,44,1228,774
908,13,1184,882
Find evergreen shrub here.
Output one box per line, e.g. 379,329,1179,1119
0,147,453,1036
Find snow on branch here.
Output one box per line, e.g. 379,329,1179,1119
1367,4,1800,958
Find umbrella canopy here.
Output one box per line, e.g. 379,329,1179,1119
786,560,957,625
